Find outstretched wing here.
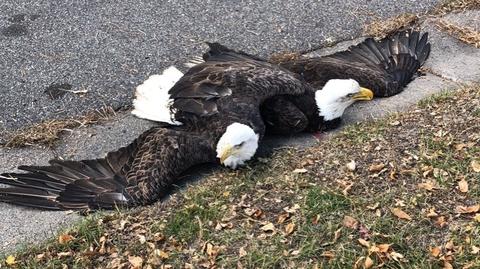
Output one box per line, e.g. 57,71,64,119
0,126,216,210
277,30,431,97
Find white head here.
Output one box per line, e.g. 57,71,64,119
216,123,259,169
315,79,374,121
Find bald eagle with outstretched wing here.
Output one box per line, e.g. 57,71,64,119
0,45,370,210
262,29,430,134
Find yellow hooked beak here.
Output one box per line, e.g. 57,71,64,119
219,145,236,164
352,87,374,101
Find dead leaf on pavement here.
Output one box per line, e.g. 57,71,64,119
391,208,412,221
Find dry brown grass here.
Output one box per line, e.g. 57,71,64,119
436,19,480,47
363,13,418,38
268,51,301,65
3,107,116,148
434,0,480,15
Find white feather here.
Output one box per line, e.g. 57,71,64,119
131,66,184,125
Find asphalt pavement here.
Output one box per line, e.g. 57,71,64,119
0,0,440,135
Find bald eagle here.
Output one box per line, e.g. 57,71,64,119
262,30,431,134
0,45,371,210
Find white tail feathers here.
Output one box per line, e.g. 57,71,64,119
184,55,205,68
131,66,183,125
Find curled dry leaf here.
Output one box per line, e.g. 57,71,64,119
260,222,275,233
430,246,442,257
285,223,296,235
377,244,391,253
342,215,359,229
471,245,480,254
364,256,374,269
277,212,290,224
128,256,143,269
58,234,74,244
458,179,469,193
369,163,385,173
455,204,480,214
358,238,370,248
391,208,412,221
471,160,480,173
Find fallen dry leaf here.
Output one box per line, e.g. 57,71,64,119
239,247,247,257
293,168,308,174
430,246,442,257
369,163,385,173
458,179,469,193
285,223,296,235
364,256,374,269
471,160,480,173
342,215,359,229
321,251,335,260
426,208,439,217
58,234,74,244
156,250,169,259
277,212,290,224
444,261,453,269
418,181,435,191
128,256,143,269
435,216,447,228
6,255,16,265
391,208,412,221
455,204,480,214
377,244,391,253
260,222,275,232
471,245,480,254
358,238,370,248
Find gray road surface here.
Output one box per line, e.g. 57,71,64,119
0,0,439,135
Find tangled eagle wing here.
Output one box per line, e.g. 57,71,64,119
0,126,216,210
276,30,431,97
